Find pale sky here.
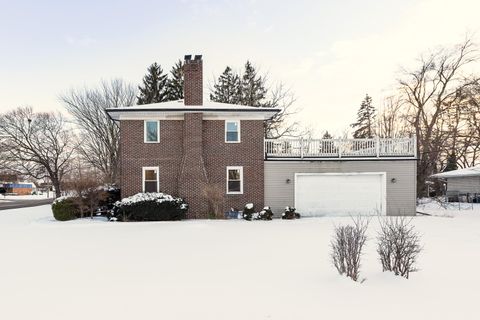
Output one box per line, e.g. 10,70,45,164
1,0,479,135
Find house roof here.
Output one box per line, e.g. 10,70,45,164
106,100,281,121
430,166,480,179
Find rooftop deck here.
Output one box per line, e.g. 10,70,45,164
264,137,417,160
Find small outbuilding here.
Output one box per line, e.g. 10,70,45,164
430,166,480,201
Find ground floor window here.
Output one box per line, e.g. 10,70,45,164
227,166,243,194
143,167,159,192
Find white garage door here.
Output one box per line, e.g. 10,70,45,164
295,173,386,216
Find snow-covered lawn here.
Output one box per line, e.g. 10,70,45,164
417,197,480,216
0,193,53,201
0,204,479,320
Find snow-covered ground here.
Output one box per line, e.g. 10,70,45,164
417,197,480,217
0,204,479,320
0,193,53,201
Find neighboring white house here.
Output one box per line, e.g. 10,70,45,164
431,166,480,199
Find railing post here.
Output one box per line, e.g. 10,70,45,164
300,137,304,159
264,139,267,160
376,136,380,158
338,139,342,158
413,134,417,159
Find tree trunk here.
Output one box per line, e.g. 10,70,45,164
52,179,61,198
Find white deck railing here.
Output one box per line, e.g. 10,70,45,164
264,136,417,159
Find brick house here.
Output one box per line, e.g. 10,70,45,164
108,55,278,218
107,55,417,217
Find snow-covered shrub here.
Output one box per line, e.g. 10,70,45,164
242,204,274,221
112,192,188,222
257,206,274,220
377,217,422,279
331,217,369,282
97,186,121,212
51,196,80,221
242,203,255,221
282,206,300,219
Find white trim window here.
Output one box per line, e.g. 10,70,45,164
226,166,243,194
225,120,240,143
144,120,160,143
142,167,159,193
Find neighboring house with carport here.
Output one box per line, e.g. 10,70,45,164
430,166,480,202
107,55,418,217
0,174,36,195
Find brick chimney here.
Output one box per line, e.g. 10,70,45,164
184,54,203,106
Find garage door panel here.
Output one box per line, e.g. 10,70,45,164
295,173,385,216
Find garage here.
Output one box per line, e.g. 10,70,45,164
294,172,386,216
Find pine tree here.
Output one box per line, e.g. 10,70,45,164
444,151,458,172
240,61,267,107
351,94,376,138
322,131,333,139
210,66,241,104
321,131,335,153
211,62,269,107
210,61,301,139
137,63,168,105
166,59,184,101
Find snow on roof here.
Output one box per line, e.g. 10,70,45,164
430,166,480,179
107,99,280,112
106,99,280,121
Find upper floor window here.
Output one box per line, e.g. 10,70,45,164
144,120,160,143
225,120,240,143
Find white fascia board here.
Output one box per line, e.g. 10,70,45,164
114,110,276,121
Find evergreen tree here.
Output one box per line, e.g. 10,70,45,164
166,59,184,101
444,151,458,172
210,60,302,139
137,63,168,105
210,66,241,104
322,131,333,139
351,94,376,138
321,131,335,153
240,61,267,107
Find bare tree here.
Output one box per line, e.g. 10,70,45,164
0,107,75,197
264,84,308,139
59,79,136,185
377,217,422,279
66,182,107,219
456,83,480,167
330,216,369,282
398,38,479,196
202,183,225,219
377,95,411,138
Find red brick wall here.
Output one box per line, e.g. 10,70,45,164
120,117,265,218
178,113,209,218
10,188,32,195
120,120,183,197
203,120,265,213
184,59,203,106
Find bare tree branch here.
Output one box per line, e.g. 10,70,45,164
0,107,76,197
59,79,136,184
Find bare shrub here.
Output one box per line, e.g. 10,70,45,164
203,183,224,219
330,217,369,282
65,174,105,219
377,217,422,279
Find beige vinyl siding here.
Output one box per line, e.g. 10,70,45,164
447,177,480,193
264,160,416,216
